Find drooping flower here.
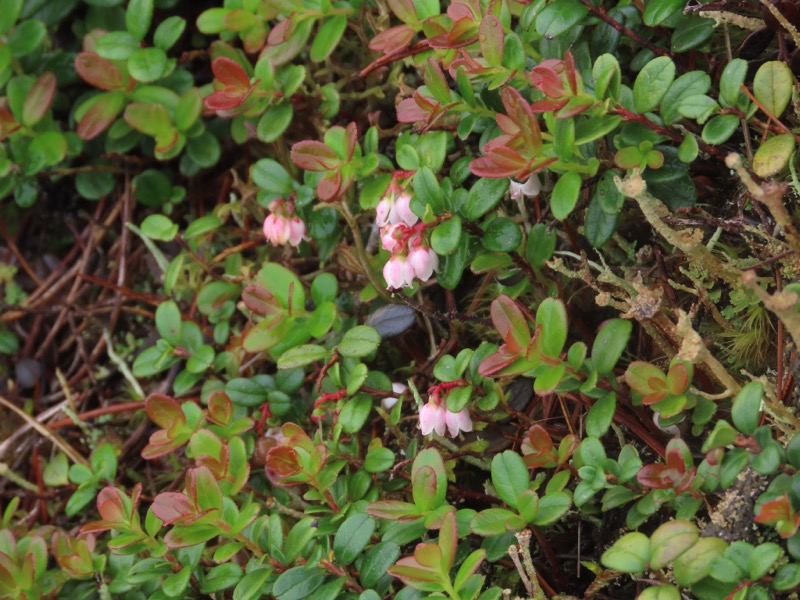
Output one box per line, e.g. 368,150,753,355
263,199,307,247
509,173,542,200
376,191,419,227
382,382,408,411
383,254,416,289
408,244,438,282
380,223,405,253
419,400,447,436
445,409,473,437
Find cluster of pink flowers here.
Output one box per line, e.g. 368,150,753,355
377,184,438,290
262,199,307,247
419,398,473,438
418,381,473,438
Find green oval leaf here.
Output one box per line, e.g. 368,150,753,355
333,513,376,565
550,171,582,221
601,532,650,573
754,60,793,118
731,381,764,435
339,326,381,358
634,57,675,113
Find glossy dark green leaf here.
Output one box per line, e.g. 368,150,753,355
432,215,462,255
272,566,325,600
671,17,714,53
643,0,684,25
126,0,153,41
551,171,582,221
535,0,588,39
334,513,376,565
731,381,763,435
702,114,739,145
633,57,675,113
585,192,617,247
491,451,530,509
483,217,522,252
525,223,556,268
257,102,293,143
463,177,508,221
592,319,632,374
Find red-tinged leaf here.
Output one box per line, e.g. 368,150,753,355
0,107,20,140
530,98,569,113
22,72,56,127
637,464,670,489
96,487,126,524
154,128,180,155
564,51,579,94
207,391,232,426
531,65,564,98
266,445,301,477
397,95,434,123
142,431,189,460
129,482,143,516
755,494,800,537
281,422,305,438
317,170,345,202
423,57,451,104
504,86,542,152
642,391,668,405
79,520,115,535
344,121,358,161
755,495,791,524
145,393,184,429
648,376,667,392
625,361,666,395
223,9,256,32
267,18,291,46
366,500,423,521
76,91,125,140
204,88,245,112
241,286,281,316
468,157,507,179
667,362,691,395
414,542,443,568
448,1,479,21
388,561,441,585
490,295,531,353
242,23,268,54
387,0,417,24
438,511,457,569
666,438,692,472
124,102,172,137
521,424,558,468
428,19,478,50
290,140,339,171
554,96,594,118
479,15,504,67
74,52,128,91
151,492,194,525
211,56,250,89
164,524,220,549
477,349,520,377
187,466,223,512
369,24,415,53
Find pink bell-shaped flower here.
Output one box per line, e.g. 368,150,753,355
383,255,416,289
419,400,447,436
263,199,306,247
393,193,418,227
445,408,473,437
408,244,438,282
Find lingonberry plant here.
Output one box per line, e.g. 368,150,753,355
5,0,800,598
